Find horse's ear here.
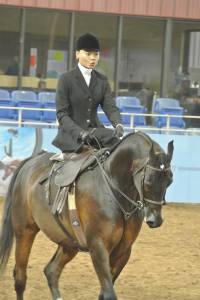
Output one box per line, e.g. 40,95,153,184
167,140,174,162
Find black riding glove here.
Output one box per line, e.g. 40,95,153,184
78,130,94,144
115,124,124,138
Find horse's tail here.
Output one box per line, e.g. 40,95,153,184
0,158,29,275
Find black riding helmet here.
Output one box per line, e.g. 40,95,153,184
76,33,100,52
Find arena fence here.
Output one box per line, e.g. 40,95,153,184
0,107,200,203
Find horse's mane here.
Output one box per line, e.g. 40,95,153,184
110,130,154,153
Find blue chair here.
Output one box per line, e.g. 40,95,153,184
39,92,56,122
38,92,56,103
0,99,16,119
97,107,111,125
116,96,141,108
11,90,41,121
42,101,56,122
0,89,10,100
12,90,37,101
152,98,185,128
116,96,147,126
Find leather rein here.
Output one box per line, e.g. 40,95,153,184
94,154,171,220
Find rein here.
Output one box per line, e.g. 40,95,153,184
93,153,169,220
94,155,142,220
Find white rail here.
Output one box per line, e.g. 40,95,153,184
0,106,200,134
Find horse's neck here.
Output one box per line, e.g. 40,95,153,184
105,143,139,210
107,147,134,177
106,133,152,177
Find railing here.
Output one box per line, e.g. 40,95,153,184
0,106,200,134
0,106,58,127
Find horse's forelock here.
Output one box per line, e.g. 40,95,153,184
152,152,170,169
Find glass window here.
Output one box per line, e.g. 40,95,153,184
172,22,200,100
25,9,70,88
121,17,165,98
171,21,200,128
0,7,21,76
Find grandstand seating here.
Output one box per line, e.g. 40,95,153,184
39,92,56,122
116,96,147,126
0,89,10,100
97,107,111,125
11,90,37,101
0,99,16,119
42,101,56,122
0,90,191,130
15,100,42,121
11,90,41,121
152,98,185,128
38,92,56,103
0,89,16,119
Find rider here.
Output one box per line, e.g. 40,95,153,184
52,33,124,156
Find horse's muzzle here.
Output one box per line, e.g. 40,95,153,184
146,214,163,228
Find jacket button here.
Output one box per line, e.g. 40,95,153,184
88,98,92,102
86,119,90,123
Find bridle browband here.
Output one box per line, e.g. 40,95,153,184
94,153,171,220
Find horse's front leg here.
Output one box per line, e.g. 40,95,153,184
110,247,132,283
44,245,78,300
97,247,132,300
89,239,117,300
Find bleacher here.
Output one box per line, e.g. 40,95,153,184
0,90,200,134
0,89,57,125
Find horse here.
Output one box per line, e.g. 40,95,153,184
0,131,173,300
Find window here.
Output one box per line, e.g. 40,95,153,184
0,7,21,76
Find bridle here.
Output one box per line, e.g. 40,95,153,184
134,159,171,207
94,154,171,220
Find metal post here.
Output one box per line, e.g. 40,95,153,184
160,19,173,97
114,15,123,97
68,12,75,71
18,8,26,89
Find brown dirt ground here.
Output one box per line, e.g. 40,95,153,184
0,199,199,300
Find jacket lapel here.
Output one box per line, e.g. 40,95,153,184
74,66,91,96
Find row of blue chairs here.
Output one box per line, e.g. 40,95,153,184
152,98,186,128
99,96,186,128
0,89,56,122
0,90,186,127
98,96,147,126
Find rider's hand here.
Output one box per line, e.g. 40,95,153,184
115,124,124,138
78,130,93,144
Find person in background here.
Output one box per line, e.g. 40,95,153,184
5,56,26,76
136,86,154,125
52,33,124,154
5,56,19,76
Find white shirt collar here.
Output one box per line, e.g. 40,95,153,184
78,63,92,75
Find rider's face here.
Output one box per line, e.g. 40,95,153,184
76,50,99,69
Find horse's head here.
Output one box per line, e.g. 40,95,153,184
133,140,174,228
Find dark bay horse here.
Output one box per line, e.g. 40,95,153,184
0,131,173,300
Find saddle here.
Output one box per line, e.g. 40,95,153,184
40,148,110,250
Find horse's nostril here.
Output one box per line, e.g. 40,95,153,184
146,220,155,227
146,218,163,228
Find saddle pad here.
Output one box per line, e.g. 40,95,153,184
54,151,91,187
